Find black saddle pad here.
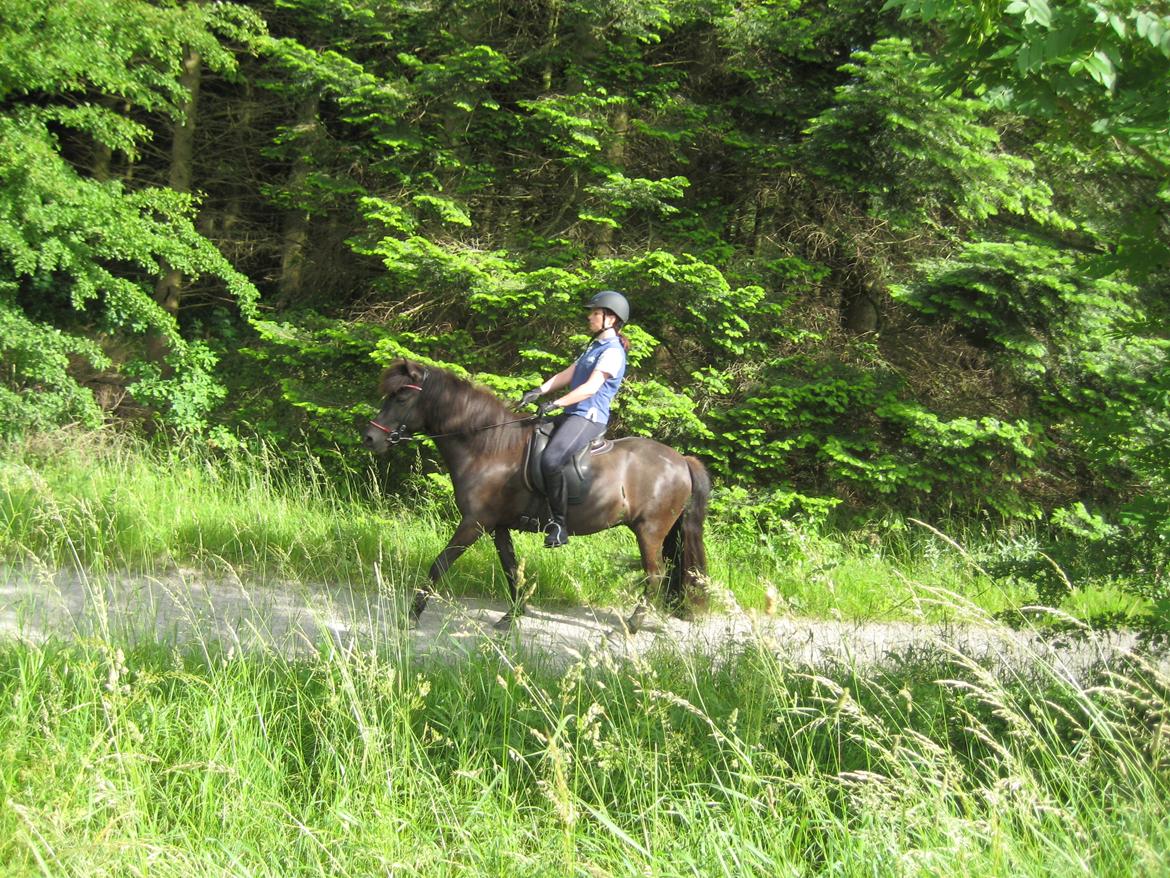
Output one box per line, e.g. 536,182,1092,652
523,421,613,504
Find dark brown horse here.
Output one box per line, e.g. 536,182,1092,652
362,359,711,632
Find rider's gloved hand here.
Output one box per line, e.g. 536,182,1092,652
518,388,542,407
536,401,559,418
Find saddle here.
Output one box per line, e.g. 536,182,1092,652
517,421,613,532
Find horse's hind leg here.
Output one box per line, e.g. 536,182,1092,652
624,521,670,634
492,527,525,631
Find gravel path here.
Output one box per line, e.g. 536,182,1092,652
1,566,1161,678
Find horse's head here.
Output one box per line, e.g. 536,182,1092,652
362,359,429,454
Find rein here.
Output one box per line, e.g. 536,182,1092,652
368,381,538,444
368,414,538,444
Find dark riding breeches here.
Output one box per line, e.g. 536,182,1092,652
541,414,606,482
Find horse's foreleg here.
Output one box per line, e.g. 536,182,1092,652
413,518,483,623
491,527,524,631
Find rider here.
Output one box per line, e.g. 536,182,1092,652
518,290,630,548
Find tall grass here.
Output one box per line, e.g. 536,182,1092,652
2,434,1167,874
1,577,1166,876
0,431,1149,621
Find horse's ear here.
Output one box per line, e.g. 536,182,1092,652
403,360,425,384
378,359,406,395
378,359,425,395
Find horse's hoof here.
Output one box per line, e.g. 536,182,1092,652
624,606,647,635
494,607,526,632
410,593,429,624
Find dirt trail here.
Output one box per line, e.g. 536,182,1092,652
0,566,1161,677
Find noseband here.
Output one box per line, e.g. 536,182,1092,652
368,381,423,444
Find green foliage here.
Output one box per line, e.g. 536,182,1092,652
710,483,842,535
0,0,262,116
595,251,773,359
232,314,396,472
802,38,1064,230
580,173,691,228
521,92,611,158
894,235,1167,535
886,0,1170,152
0,298,106,437
0,0,263,434
876,0,1170,571
616,378,712,441
696,348,1051,519
885,0,1170,267
893,236,1146,379
878,402,1040,508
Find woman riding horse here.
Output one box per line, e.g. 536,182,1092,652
363,291,710,633
518,290,631,548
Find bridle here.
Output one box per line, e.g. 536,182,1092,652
368,374,538,444
367,381,424,445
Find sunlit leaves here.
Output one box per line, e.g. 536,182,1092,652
886,0,1170,168
803,38,1064,230
0,0,262,434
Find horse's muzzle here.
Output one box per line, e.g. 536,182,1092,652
364,419,408,450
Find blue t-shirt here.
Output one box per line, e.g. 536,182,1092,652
563,336,626,424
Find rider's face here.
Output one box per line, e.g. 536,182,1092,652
588,308,612,333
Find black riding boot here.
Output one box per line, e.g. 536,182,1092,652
544,466,569,548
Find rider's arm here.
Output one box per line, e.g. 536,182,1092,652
539,364,576,396
552,369,608,408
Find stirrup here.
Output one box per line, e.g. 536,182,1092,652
544,521,569,548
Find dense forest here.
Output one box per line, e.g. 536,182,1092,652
2,0,1168,578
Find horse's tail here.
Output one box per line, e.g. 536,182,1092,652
664,456,711,611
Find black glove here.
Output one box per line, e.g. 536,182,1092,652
518,388,542,407
536,401,559,418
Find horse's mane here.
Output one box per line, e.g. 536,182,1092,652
380,363,530,456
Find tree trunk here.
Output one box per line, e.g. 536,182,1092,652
839,271,881,334
150,48,202,361
596,103,628,257
221,79,257,239
91,98,115,182
276,90,322,307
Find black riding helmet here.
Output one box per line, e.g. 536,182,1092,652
587,290,630,325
